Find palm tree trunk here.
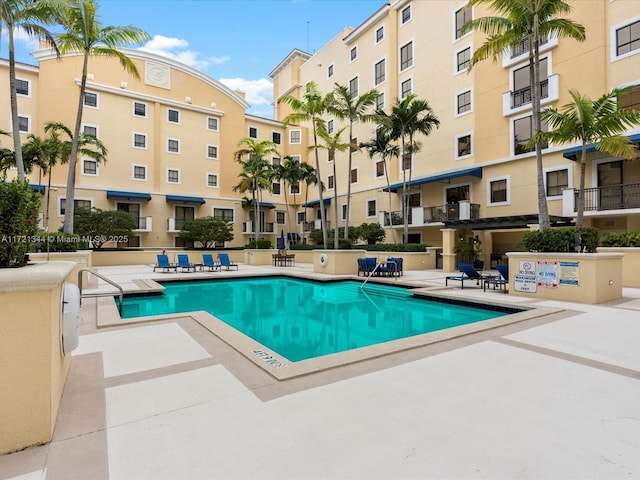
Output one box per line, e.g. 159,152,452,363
344,122,353,240
402,137,409,244
576,146,587,227
384,158,397,244
312,127,328,249
333,157,339,249
8,26,25,181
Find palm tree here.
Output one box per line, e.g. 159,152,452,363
377,94,440,243
281,81,334,249
55,0,148,233
360,126,400,243
462,0,585,230
300,161,320,243
315,126,352,249
2,0,62,181
233,138,277,244
273,155,312,244
328,84,380,240
533,88,640,227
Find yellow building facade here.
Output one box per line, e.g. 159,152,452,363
1,0,639,257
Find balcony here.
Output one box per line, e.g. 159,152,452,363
133,216,152,232
381,202,480,227
503,74,558,116
563,183,640,216
243,222,276,234
167,217,190,232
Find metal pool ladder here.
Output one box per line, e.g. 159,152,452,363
359,262,383,290
78,268,124,314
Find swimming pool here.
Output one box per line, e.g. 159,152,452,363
121,277,512,362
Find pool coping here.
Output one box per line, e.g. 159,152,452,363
95,276,564,380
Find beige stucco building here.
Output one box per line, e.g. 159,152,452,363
1,0,639,261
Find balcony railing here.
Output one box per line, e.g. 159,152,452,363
167,217,191,232
510,36,549,59
580,183,640,211
511,79,549,108
424,203,480,222
380,210,412,227
133,216,152,232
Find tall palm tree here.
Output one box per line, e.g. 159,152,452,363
377,94,440,243
2,0,62,181
462,0,585,230
360,126,400,243
300,161,320,243
533,88,640,226
233,138,277,244
328,84,380,240
55,0,148,233
273,155,311,244
315,126,351,249
281,81,334,249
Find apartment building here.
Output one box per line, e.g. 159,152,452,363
1,0,639,256
272,0,640,265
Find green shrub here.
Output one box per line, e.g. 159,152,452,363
246,239,272,249
0,179,41,267
365,243,429,252
600,231,640,247
522,227,599,253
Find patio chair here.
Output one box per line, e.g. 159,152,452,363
177,254,196,272
153,254,176,273
357,258,368,276
200,254,219,272
484,264,509,292
446,262,495,289
386,257,404,276
218,253,239,271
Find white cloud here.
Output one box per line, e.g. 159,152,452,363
140,34,229,71
220,77,274,117
144,35,189,50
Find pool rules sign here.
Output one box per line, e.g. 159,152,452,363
514,260,537,293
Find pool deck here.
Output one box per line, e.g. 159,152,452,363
2,263,640,479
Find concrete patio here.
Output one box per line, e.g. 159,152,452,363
2,262,640,479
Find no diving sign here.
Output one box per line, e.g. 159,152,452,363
514,260,537,293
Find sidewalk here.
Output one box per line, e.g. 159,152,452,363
2,264,639,479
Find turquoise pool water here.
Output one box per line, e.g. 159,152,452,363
121,277,509,362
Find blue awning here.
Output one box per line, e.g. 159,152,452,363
107,190,152,201
302,198,331,207
383,167,483,193
562,133,640,160
165,194,206,205
29,184,45,194
244,200,276,209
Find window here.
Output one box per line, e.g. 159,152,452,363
489,178,508,204
272,132,282,144
84,92,98,108
17,116,30,132
455,6,472,40
327,150,335,162
512,58,548,108
375,92,385,111
167,169,180,183
401,5,411,24
207,117,219,131
350,46,358,62
375,26,384,43
456,133,472,158
82,159,97,175
513,115,547,155
213,208,234,222
375,160,385,178
402,151,412,171
350,137,358,154
167,109,180,123
60,198,91,216
290,182,300,195
401,78,412,99
207,145,218,159
618,85,640,111
276,211,286,224
290,130,301,144
327,64,334,78
349,76,359,97
350,168,358,184
132,165,147,180
272,180,281,195
456,47,471,72
133,102,147,117
16,79,29,96
167,138,180,153
367,200,377,217
546,169,568,197
400,41,413,71
249,126,258,138
207,174,218,187
374,59,386,85
328,174,335,190
327,119,334,134
341,204,348,221
457,90,472,115
297,211,306,225
133,133,147,149
616,19,640,57
83,125,98,137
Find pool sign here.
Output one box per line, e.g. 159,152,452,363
537,260,558,288
559,261,580,286
514,260,537,293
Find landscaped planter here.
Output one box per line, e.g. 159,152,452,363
506,252,623,304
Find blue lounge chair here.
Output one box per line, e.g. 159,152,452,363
153,254,176,273
177,254,196,272
386,257,403,276
218,253,238,271
201,254,219,272
446,262,495,289
484,264,509,292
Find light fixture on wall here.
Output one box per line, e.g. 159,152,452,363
185,96,192,104
473,235,481,245
120,81,127,89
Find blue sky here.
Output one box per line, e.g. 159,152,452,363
2,0,387,118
